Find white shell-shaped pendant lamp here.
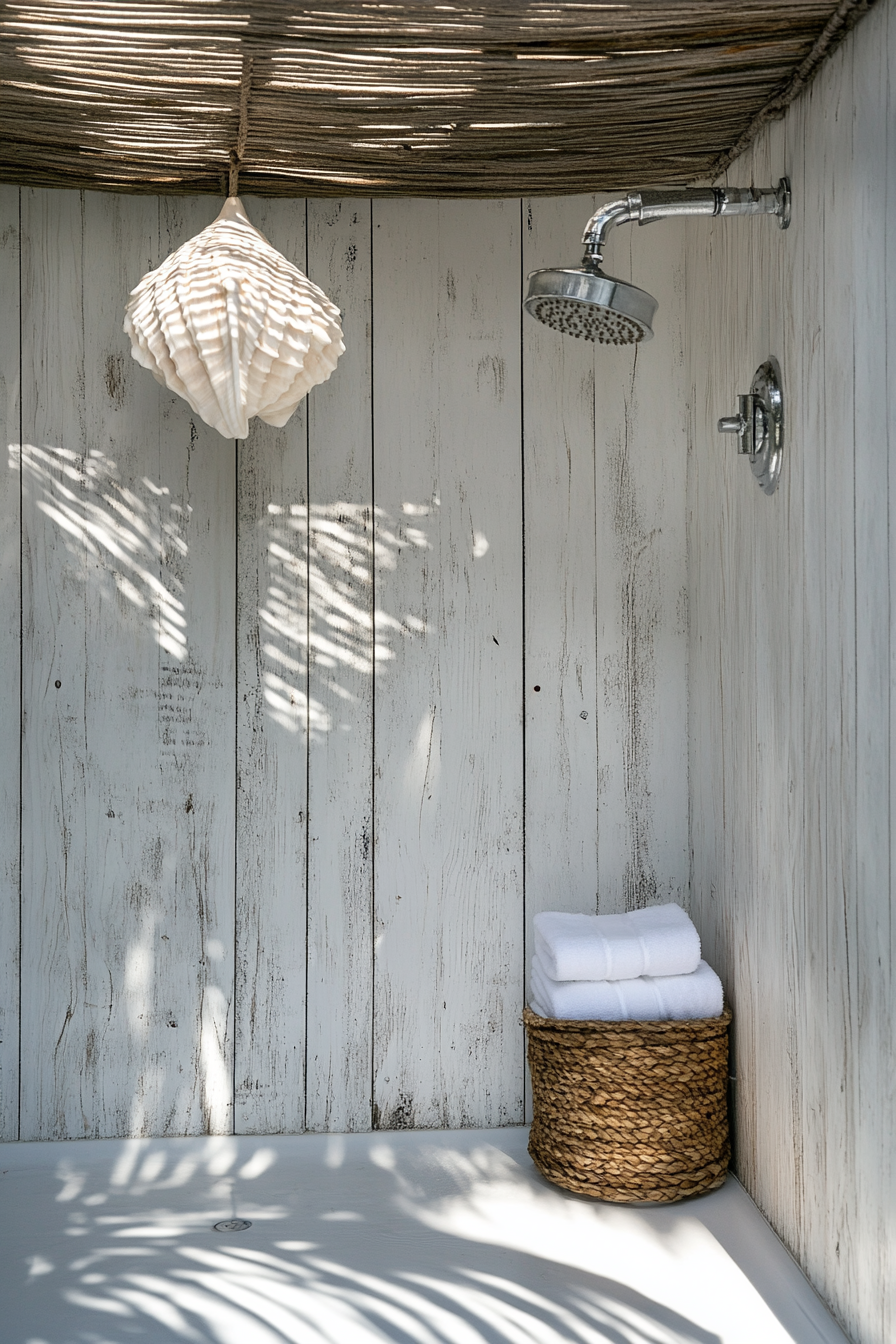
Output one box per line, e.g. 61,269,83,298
123,197,344,439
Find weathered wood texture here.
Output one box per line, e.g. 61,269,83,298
371,199,525,1130
3,188,688,1139
304,199,374,1133
685,3,895,1340
0,186,20,1140
19,192,237,1139
593,219,690,915
522,195,599,939
234,201,310,1137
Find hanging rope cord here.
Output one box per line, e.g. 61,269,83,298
228,55,254,197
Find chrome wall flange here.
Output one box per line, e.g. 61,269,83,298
718,357,784,495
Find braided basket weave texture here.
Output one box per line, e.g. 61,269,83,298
524,1006,732,1203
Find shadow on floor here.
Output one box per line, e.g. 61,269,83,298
2,1129,731,1344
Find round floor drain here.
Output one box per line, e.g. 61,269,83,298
213,1219,252,1233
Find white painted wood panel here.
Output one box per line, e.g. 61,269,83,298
851,19,892,1336
724,169,762,1210
593,216,690,914
822,48,860,1307
746,116,804,1249
684,182,725,1000
520,194,599,1118
775,106,809,1273
20,192,236,1139
787,78,825,1280
521,194,599,985
305,198,374,1132
883,10,896,1340
0,186,20,1140
234,198,309,1136
685,4,896,1341
371,199,524,1129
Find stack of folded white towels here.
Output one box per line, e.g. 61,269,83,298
530,902,724,1021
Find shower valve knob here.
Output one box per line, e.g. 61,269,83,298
718,395,757,454
717,359,784,496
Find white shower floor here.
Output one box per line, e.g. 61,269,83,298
0,1126,848,1344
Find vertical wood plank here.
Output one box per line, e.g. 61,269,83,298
884,10,896,1341
790,73,830,1288
684,204,719,966
824,42,860,1305
521,194,599,963
777,97,809,1275
719,156,756,1190
521,194,600,1120
372,198,523,1129
20,191,236,1139
234,198,309,1136
593,215,690,913
0,186,20,1140
685,197,728,992
743,118,803,1241
305,199,374,1132
851,6,892,1338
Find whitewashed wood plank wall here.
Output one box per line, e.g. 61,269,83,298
686,3,895,1342
0,189,688,1142
0,3,891,1338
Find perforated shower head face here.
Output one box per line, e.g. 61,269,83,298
523,267,657,345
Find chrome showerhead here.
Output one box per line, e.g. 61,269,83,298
523,266,657,345
524,180,791,345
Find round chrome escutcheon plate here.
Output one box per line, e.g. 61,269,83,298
750,357,784,495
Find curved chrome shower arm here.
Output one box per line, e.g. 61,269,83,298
580,195,640,266
581,181,791,268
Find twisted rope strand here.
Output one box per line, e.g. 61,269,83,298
228,55,254,197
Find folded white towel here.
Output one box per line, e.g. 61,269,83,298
533,903,700,982
529,954,723,1022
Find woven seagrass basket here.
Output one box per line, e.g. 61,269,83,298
524,1005,732,1203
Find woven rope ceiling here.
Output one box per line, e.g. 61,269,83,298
0,0,874,197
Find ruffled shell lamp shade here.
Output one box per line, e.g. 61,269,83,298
123,196,345,440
